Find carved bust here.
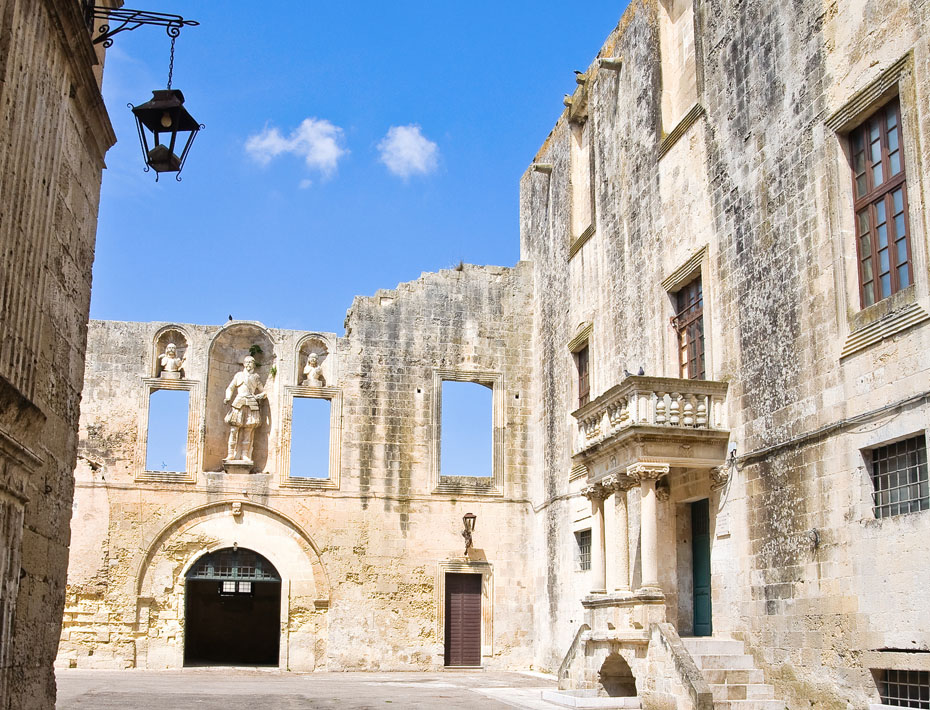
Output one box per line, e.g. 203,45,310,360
302,353,325,388
159,343,184,379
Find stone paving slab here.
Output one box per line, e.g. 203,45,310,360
55,669,558,710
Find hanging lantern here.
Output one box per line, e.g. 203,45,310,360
130,89,202,180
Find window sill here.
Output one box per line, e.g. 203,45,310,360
841,288,929,358
280,477,338,489
434,476,502,496
136,470,196,484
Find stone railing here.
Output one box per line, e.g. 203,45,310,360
572,375,728,456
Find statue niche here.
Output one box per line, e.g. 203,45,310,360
153,327,189,379
298,336,331,388
205,323,276,474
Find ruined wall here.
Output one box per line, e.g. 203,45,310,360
59,263,537,671
522,0,930,706
0,0,114,706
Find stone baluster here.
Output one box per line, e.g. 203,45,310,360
655,392,666,425
682,395,694,427
696,396,708,428
627,462,670,592
669,393,681,426
582,483,609,594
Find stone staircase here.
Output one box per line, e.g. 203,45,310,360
682,637,786,710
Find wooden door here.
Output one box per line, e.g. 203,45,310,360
691,498,712,636
444,573,481,666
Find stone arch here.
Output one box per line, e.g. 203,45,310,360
152,325,190,379
133,501,329,670
295,333,334,387
598,651,637,697
204,321,277,472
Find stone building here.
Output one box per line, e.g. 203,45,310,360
59,1,930,709
0,1,116,707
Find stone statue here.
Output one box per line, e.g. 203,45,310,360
158,343,185,379
223,355,266,464
302,352,325,387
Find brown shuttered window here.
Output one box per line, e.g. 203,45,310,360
850,98,912,308
575,345,590,408
444,573,481,666
673,276,705,380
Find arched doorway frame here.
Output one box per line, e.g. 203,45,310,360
134,501,330,670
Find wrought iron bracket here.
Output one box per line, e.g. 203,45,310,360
84,5,199,47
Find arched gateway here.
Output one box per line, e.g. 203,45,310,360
184,547,282,666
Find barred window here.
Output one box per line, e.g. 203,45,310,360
869,435,928,519
878,669,930,708
576,529,591,571
850,98,912,307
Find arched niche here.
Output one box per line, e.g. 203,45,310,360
134,501,330,670
296,334,333,387
598,652,637,697
153,326,190,379
204,322,277,472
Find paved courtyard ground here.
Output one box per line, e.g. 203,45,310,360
55,669,560,709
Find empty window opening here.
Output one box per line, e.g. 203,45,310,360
576,529,592,571
184,548,281,667
877,669,930,708
145,389,190,472
289,397,331,478
869,435,928,518
673,275,705,379
440,381,492,477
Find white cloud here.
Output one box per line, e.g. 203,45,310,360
377,124,439,178
298,178,313,190
245,118,347,177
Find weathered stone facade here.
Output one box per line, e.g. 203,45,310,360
0,1,115,707
59,264,537,672
60,1,930,708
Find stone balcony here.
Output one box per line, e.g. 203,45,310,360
571,375,730,474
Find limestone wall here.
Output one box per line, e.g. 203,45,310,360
60,263,537,671
0,1,114,707
521,0,930,707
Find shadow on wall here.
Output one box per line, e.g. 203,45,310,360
205,324,276,472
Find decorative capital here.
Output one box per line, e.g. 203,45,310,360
710,464,730,490
602,474,636,492
581,483,610,501
655,482,670,502
626,462,669,481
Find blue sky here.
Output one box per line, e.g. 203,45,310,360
91,2,629,334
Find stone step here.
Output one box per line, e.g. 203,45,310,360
714,700,786,710
703,668,765,685
681,637,746,656
689,653,756,670
711,683,775,701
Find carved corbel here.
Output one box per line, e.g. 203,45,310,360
710,464,730,490
655,480,670,502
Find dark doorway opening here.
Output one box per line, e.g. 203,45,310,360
444,572,481,667
691,498,712,636
184,548,281,666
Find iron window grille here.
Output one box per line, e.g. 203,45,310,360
576,529,591,571
673,276,705,380
869,435,928,519
878,669,930,708
850,98,912,307
188,548,280,582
